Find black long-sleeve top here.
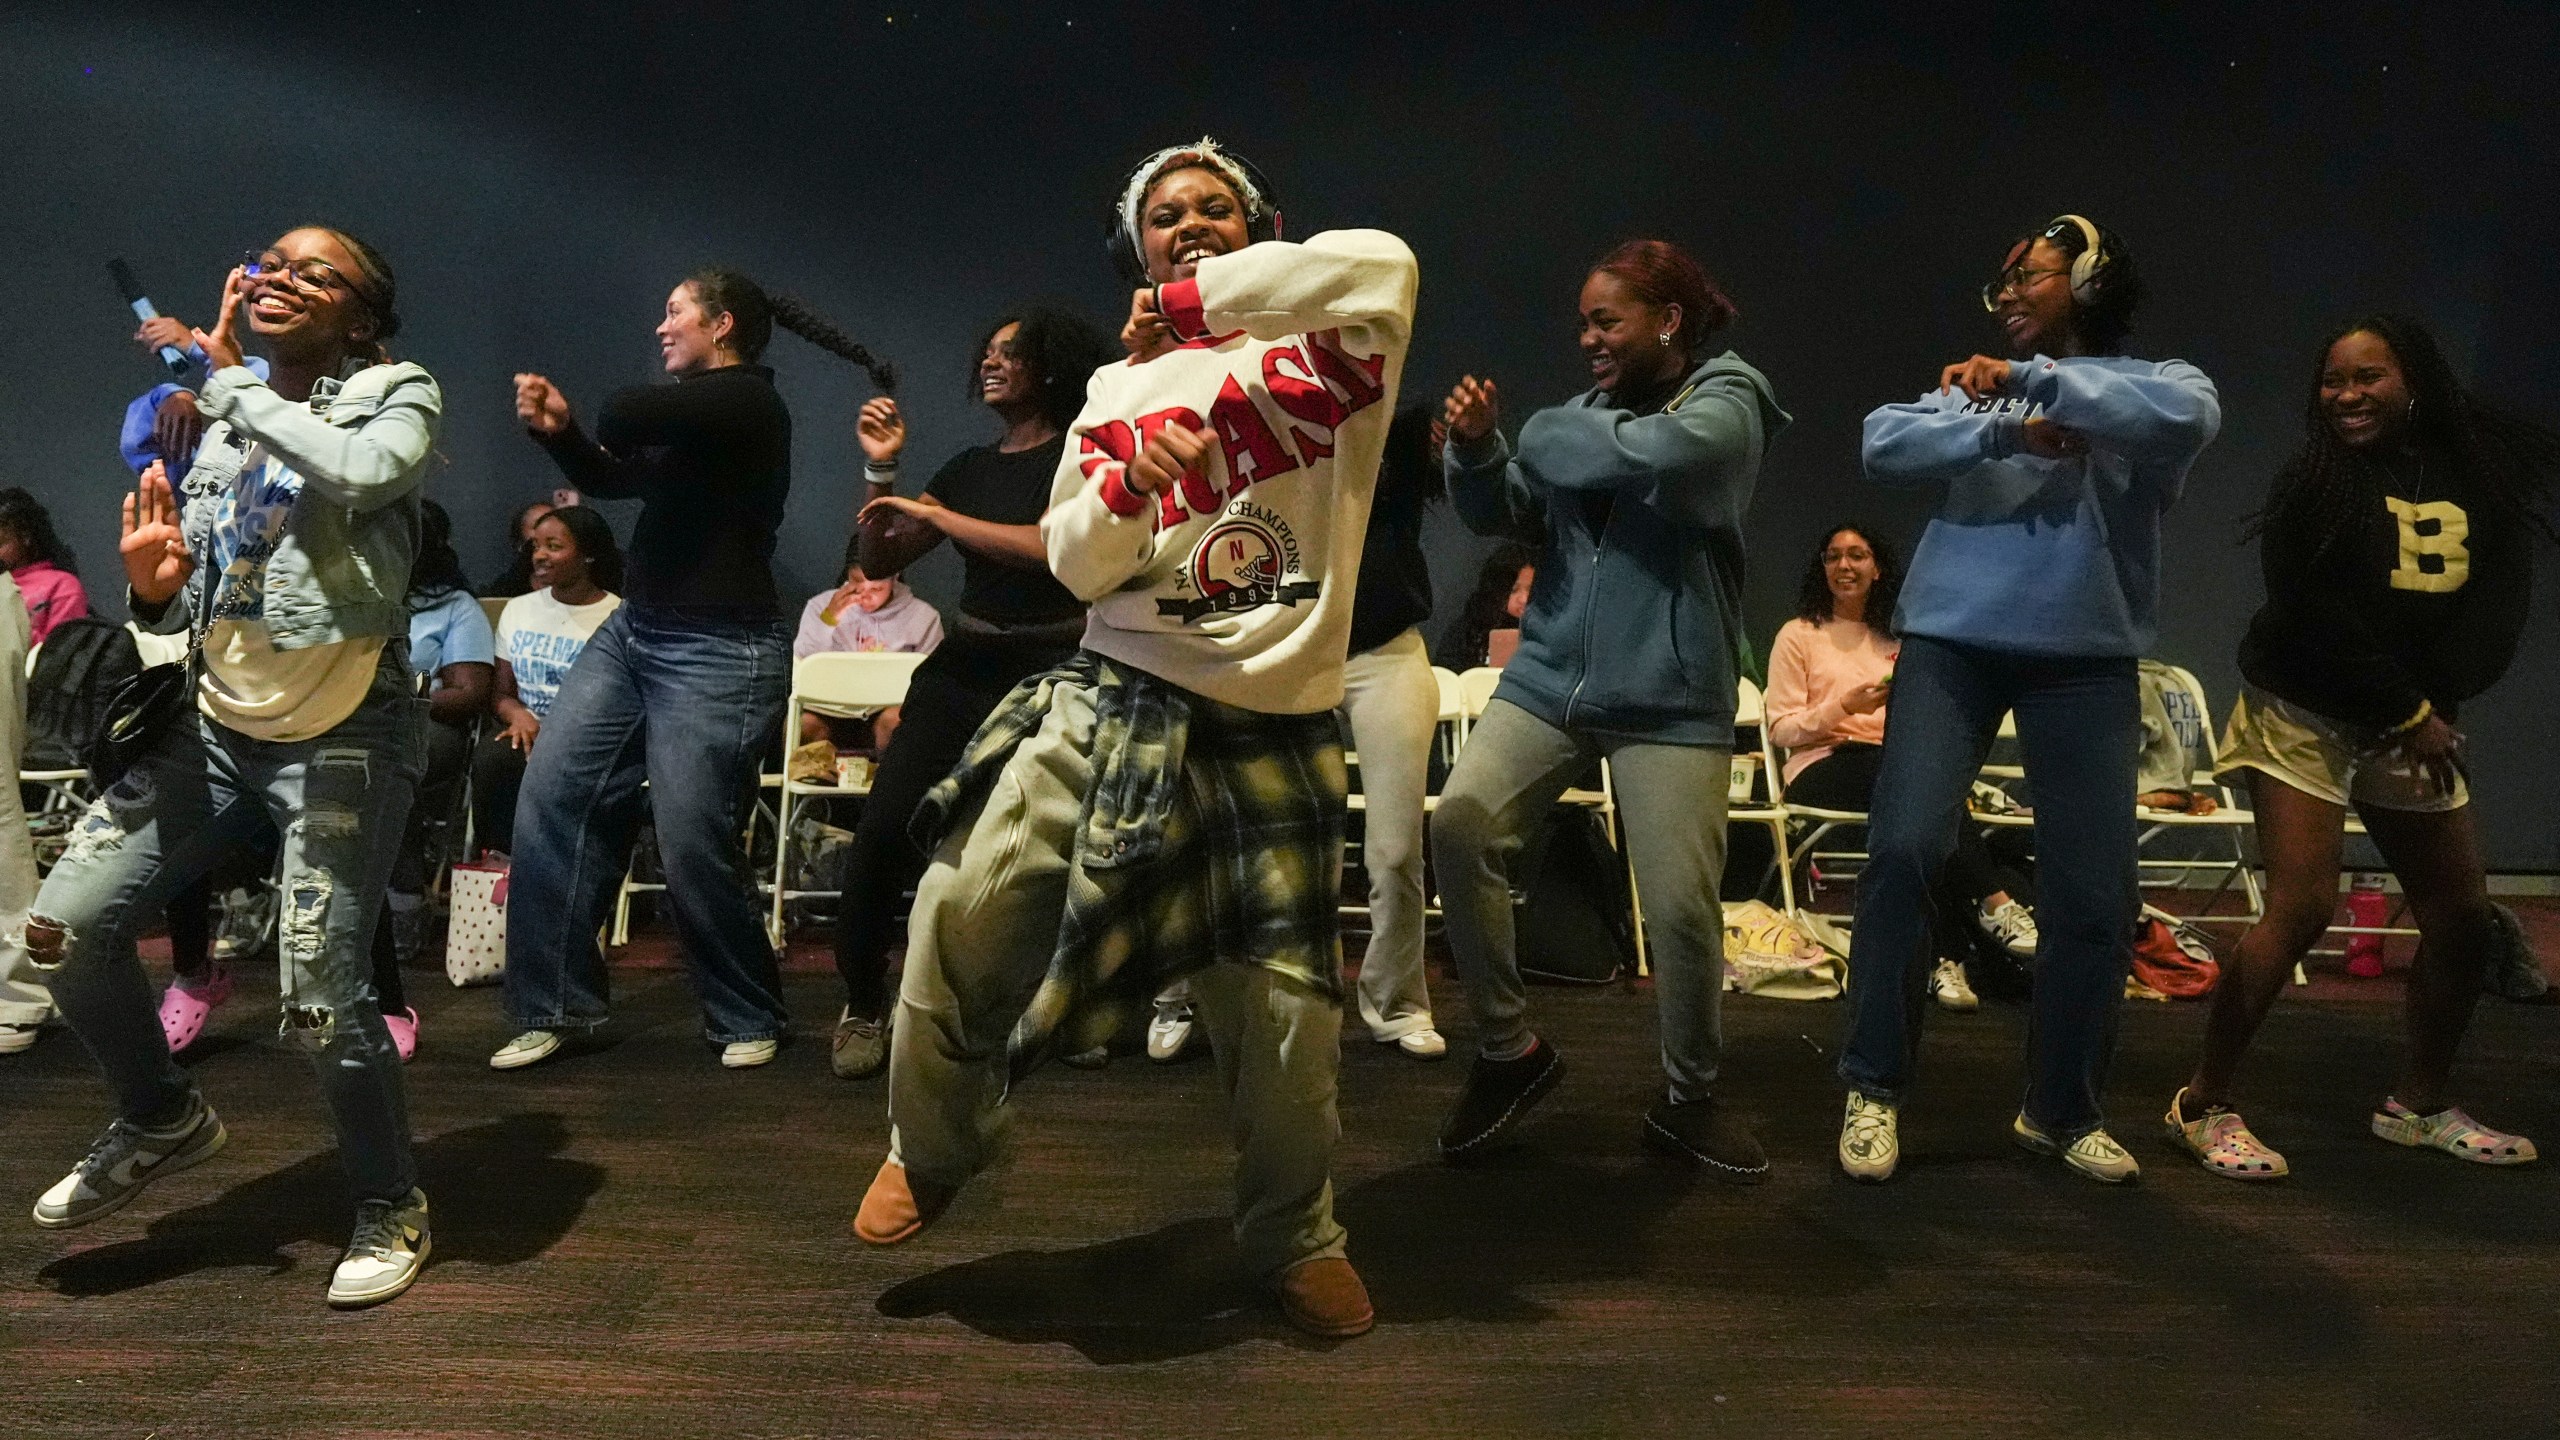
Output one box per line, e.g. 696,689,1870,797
2237,446,2530,730
534,364,792,618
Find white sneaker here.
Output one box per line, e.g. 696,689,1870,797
1978,899,2039,958
721,1038,779,1069
1839,1092,1900,1182
1392,1026,1449,1060
0,1019,43,1055
1146,1001,1195,1063
488,1029,562,1071
2013,1113,2140,1184
1929,960,1980,1012
328,1188,430,1309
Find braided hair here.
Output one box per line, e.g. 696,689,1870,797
2255,314,2560,562
303,225,401,358
408,498,472,601
684,269,897,394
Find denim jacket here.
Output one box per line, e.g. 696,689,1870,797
151,360,442,650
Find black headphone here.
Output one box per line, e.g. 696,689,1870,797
1104,145,1285,285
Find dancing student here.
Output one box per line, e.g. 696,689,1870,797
473,506,622,859
499,273,892,1071
0,576,37,1056
855,138,1414,1341
0,488,89,644
820,305,1113,1080
1836,215,2219,1185
1764,524,2044,1013
1428,239,1786,1178
1151,402,1450,1066
2166,315,2557,1177
28,227,440,1307
366,498,495,1059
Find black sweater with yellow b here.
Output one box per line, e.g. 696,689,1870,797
2237,445,2529,732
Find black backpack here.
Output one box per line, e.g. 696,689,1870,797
1513,804,1638,985
23,617,144,772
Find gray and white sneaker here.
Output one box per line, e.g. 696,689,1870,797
1839,1092,1900,1182
328,1188,431,1309
33,1095,228,1229
1977,900,2040,959
489,1029,562,1071
1146,998,1195,1063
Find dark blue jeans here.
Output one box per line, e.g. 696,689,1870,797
502,606,790,1044
1838,635,2139,1139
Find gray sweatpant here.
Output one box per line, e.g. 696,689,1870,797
1430,698,1731,1103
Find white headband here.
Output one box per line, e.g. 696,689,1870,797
1115,136,1271,253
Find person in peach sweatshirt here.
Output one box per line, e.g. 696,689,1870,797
1763,523,2040,1011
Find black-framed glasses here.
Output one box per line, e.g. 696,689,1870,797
1979,265,2068,311
241,250,351,296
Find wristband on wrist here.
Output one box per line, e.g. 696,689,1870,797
2386,700,2434,736
862,463,898,486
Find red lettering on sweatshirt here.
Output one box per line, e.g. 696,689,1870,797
1210,374,1301,495
1262,345,1345,462
1306,329,1387,412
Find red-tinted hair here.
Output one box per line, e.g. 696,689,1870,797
1590,239,1738,353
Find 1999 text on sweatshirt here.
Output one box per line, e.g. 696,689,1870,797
1041,230,1419,714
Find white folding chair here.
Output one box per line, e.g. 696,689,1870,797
766,651,926,945
1729,678,1797,918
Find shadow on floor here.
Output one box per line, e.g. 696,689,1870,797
876,1150,1718,1364
38,1112,604,1298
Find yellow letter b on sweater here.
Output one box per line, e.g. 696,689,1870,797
2384,497,2469,593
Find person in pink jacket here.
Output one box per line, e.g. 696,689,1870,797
0,489,90,645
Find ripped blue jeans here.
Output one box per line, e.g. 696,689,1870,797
30,662,425,1203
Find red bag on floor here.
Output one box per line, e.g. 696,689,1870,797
2129,911,2219,999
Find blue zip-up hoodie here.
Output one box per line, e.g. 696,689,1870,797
1445,351,1787,746
1863,354,2220,656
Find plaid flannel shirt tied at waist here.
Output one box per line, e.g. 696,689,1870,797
910,650,1349,1084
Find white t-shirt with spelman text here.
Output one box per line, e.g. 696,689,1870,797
496,587,621,718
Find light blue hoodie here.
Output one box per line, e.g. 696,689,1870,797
1862,354,2219,657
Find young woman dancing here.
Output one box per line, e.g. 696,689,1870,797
854,138,1415,1341
27,227,441,1307
500,272,891,1071
1428,239,1787,1179
1838,216,2220,1185
2167,315,2556,1177
1763,523,2043,1012
822,307,1114,1079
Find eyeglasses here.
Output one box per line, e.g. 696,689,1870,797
241,250,354,297
1979,265,2069,311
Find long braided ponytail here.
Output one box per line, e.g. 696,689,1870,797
684,268,897,394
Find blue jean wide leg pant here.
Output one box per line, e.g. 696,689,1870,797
502,606,791,1045
1837,635,2139,1140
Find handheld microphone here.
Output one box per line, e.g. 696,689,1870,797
109,259,192,376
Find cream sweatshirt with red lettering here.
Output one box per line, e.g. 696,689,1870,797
1041,229,1417,713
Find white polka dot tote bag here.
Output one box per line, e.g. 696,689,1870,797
444,860,509,987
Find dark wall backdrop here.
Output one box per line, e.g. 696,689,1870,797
6,3,2557,862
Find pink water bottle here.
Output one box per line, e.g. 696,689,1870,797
2344,873,2388,978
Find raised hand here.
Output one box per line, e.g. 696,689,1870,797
134,315,192,354
120,461,194,606
189,267,249,372
1123,287,1176,363
1444,375,1500,443
1127,424,1213,495
857,492,941,528
1937,355,2013,402
858,396,908,467
152,389,206,465
514,373,571,435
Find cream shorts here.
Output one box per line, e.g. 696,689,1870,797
2215,687,2466,814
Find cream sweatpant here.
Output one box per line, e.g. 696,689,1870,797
883,674,1348,1276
